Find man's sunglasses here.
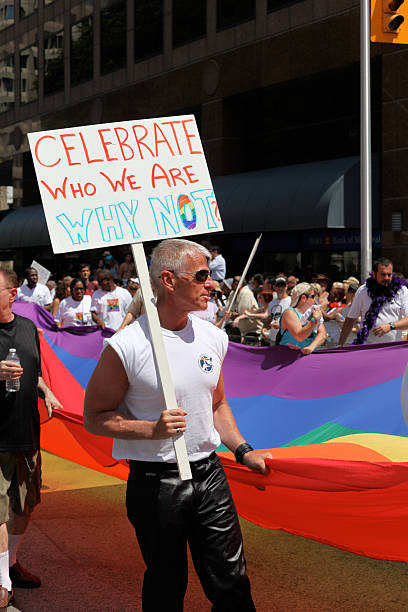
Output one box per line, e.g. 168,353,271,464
164,269,211,283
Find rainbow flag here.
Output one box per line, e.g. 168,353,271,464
13,301,408,561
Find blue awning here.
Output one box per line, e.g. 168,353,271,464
0,205,50,249
0,156,378,248
213,156,378,233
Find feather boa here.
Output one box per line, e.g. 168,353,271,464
353,275,406,345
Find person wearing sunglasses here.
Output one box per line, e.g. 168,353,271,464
54,279,93,328
278,282,326,354
84,238,271,612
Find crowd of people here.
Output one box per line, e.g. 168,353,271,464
2,240,408,609
11,246,408,354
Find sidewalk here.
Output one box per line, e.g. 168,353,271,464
7,452,408,611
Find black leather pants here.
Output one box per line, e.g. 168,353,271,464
126,452,256,612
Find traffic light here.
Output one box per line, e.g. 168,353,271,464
371,0,408,43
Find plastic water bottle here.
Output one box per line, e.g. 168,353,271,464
5,348,20,393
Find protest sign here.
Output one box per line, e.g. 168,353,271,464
28,115,222,254
31,260,51,285
29,115,223,481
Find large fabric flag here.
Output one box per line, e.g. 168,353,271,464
13,301,408,561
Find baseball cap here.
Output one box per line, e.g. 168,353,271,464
343,276,359,286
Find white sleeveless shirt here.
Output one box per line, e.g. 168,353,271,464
105,314,228,462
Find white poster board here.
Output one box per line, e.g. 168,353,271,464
28,115,223,481
31,260,51,285
28,115,222,254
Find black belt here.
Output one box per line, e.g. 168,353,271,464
128,451,217,472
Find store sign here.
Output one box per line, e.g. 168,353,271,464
303,230,382,251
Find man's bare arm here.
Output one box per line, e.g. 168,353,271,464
38,376,62,417
117,312,135,333
373,315,408,337
84,345,186,439
212,370,271,473
338,317,357,346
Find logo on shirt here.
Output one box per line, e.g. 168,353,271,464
107,298,119,312
198,354,214,373
75,312,83,322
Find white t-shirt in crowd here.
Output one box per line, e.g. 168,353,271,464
91,286,132,330
106,314,228,462
209,254,226,281
348,283,408,343
267,296,291,341
55,295,93,327
17,283,52,307
191,301,219,324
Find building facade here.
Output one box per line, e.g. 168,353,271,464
0,0,405,277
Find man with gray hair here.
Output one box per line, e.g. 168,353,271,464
84,238,270,611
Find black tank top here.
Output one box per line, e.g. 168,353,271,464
0,314,41,451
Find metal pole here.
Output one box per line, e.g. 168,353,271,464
221,234,262,329
361,0,372,280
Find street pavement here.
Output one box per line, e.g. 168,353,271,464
7,451,408,611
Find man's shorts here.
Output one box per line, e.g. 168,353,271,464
0,451,41,523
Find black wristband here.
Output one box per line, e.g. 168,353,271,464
235,442,254,465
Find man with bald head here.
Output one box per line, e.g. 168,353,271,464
16,268,52,310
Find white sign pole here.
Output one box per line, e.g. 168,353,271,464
131,242,192,481
222,233,262,328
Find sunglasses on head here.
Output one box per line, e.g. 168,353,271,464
164,269,211,283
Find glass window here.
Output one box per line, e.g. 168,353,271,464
101,0,126,74
0,41,14,113
71,1,93,86
267,0,302,11
0,2,14,30
216,0,255,31
173,0,206,48
70,0,93,86
71,17,93,85
20,31,38,104
20,0,37,19
70,0,93,22
392,212,403,231
44,19,64,95
134,0,163,62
